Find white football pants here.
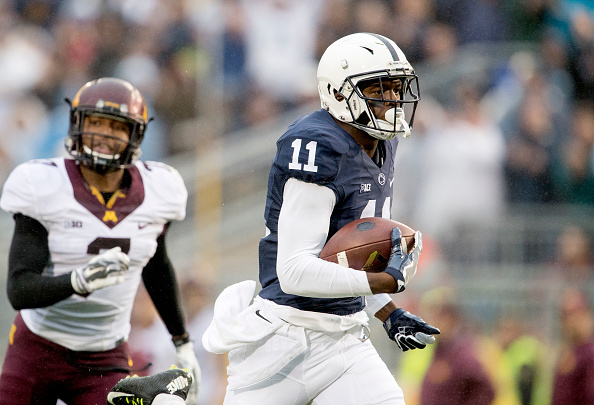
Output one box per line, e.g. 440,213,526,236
223,327,405,405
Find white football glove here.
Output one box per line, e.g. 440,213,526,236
71,247,130,295
174,341,201,404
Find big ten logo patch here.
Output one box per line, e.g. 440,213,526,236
360,183,371,193
65,220,83,228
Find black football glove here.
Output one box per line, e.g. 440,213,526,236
383,228,422,293
383,308,440,352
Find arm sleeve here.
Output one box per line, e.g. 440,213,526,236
364,294,393,316
142,225,187,337
7,214,74,310
276,178,373,298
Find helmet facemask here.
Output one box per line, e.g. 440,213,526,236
340,69,420,140
66,107,144,174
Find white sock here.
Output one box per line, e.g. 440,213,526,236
152,393,186,405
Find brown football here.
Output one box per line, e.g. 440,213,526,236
319,217,415,273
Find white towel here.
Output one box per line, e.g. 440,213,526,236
202,280,284,354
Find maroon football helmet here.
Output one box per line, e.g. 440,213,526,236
65,77,150,173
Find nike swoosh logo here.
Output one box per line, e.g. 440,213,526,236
138,222,150,229
255,310,271,323
106,392,133,403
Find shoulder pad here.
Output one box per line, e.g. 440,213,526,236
276,125,351,185
137,161,188,221
0,159,63,219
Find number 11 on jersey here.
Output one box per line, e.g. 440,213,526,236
289,139,319,173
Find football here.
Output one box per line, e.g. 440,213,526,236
319,217,415,273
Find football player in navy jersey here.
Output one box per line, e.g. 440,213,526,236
203,33,440,404
0,78,200,405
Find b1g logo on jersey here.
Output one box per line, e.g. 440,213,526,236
360,183,371,193
64,220,83,228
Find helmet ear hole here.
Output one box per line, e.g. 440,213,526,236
333,89,344,102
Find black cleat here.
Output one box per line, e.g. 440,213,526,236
107,367,192,405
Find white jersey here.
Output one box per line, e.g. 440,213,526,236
0,158,187,351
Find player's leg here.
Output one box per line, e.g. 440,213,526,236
311,335,405,405
223,359,310,405
58,343,131,405
60,369,129,405
0,314,59,405
152,394,186,404
223,328,372,405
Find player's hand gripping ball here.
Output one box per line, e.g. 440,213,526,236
319,217,416,273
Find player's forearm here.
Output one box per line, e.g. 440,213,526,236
8,272,75,310
278,253,372,297
142,232,187,337
8,213,77,309
367,272,398,294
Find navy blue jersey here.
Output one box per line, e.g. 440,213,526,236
258,109,398,315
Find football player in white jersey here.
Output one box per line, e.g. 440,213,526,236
202,33,439,404
0,78,201,405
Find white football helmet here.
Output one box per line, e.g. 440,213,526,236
317,33,420,140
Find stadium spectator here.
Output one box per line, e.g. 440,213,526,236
553,224,593,284
551,288,594,405
419,287,496,405
503,73,563,203
494,315,550,405
553,101,594,204
413,78,506,241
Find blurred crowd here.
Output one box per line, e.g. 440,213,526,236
394,283,594,405
389,217,594,405
1,0,593,208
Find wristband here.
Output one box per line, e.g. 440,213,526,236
172,332,190,347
